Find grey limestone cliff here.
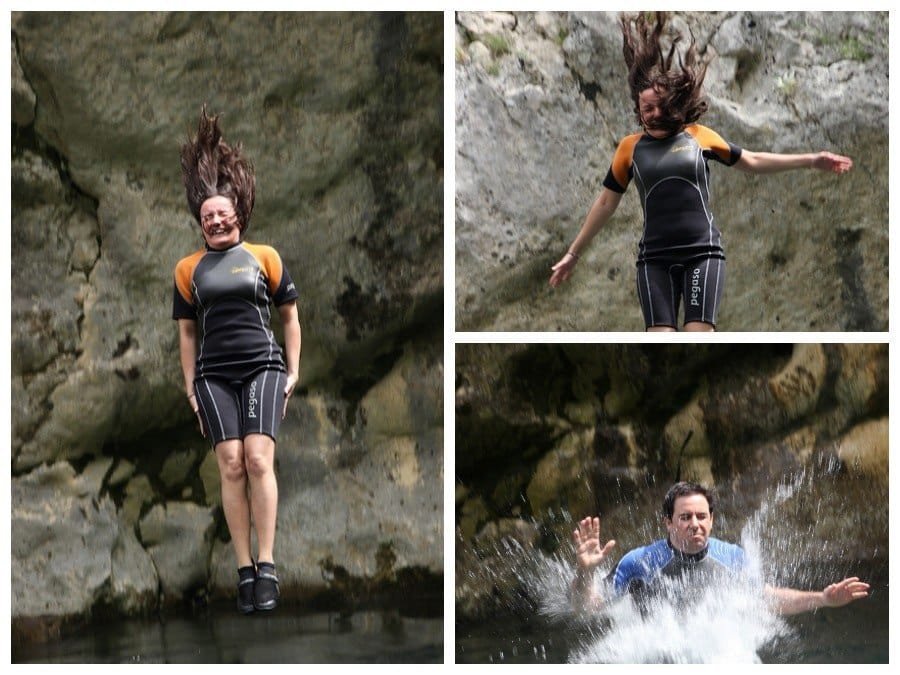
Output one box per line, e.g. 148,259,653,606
456,11,887,331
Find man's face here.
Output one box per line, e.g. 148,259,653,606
665,493,713,554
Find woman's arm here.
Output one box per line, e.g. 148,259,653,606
550,188,624,288
278,301,302,418
177,319,204,436
178,319,198,395
736,150,853,175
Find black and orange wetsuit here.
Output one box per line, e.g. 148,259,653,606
172,241,298,445
603,124,743,328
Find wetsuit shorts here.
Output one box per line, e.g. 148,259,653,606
636,256,724,329
194,369,286,447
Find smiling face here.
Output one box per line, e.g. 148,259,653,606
665,493,714,555
199,195,242,249
638,86,673,138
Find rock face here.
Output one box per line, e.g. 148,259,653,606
11,11,442,639
455,344,888,620
456,11,888,331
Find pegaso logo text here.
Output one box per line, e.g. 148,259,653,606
690,267,702,306
248,380,258,418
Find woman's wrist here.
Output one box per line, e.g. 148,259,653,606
567,249,580,260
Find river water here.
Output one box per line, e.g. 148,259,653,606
13,605,442,663
456,579,888,663
456,471,888,664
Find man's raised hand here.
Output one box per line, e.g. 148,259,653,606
573,516,616,570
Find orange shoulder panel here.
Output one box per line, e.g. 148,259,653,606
610,133,642,189
244,242,284,294
174,249,205,304
686,124,731,163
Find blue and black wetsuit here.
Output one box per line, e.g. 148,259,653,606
603,124,743,329
609,537,749,611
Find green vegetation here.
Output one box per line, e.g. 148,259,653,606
482,33,511,59
814,30,874,63
838,36,872,62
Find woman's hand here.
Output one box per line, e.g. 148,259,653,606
549,252,579,288
282,372,299,420
812,151,853,174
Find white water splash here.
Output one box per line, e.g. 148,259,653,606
515,474,824,663
567,577,791,663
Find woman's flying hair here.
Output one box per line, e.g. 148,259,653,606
180,105,256,232
620,12,709,134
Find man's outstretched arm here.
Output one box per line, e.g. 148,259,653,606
765,577,870,616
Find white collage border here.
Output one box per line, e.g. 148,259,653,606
0,3,895,670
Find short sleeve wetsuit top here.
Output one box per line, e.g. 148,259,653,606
603,124,742,263
172,241,299,382
609,537,749,607
602,124,743,328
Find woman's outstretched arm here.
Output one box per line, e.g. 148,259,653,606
550,188,624,288
736,150,853,175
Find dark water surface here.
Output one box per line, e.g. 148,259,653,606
14,604,442,663
456,584,888,664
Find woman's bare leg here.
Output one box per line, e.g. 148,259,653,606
215,439,253,568
684,321,715,332
244,433,278,564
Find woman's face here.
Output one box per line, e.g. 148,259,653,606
199,195,242,249
638,87,670,138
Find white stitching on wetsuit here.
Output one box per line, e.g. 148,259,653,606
202,378,227,441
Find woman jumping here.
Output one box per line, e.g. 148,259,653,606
549,12,852,331
173,106,301,613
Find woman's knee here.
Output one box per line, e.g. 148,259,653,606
215,441,247,482
243,435,275,478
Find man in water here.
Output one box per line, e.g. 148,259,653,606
571,481,870,615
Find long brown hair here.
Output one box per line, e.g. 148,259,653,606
620,12,708,134
180,105,256,232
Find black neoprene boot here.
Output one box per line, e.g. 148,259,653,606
237,565,256,614
254,561,279,611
